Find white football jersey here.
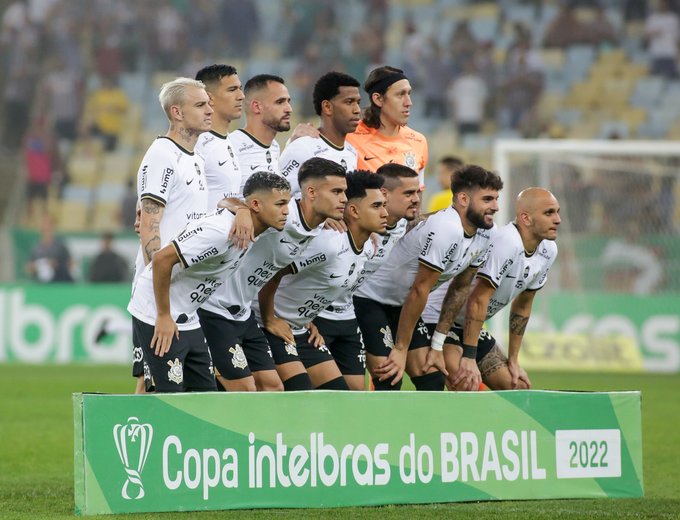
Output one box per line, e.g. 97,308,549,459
465,222,557,322
275,229,375,331
134,137,209,281
279,134,357,197
357,206,495,306
200,198,324,322
195,130,242,210
422,279,451,324
230,129,281,194
128,209,248,330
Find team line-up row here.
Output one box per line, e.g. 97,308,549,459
126,64,561,393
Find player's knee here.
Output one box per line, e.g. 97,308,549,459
372,376,402,391
259,379,284,392
283,373,313,391
411,371,445,391
316,376,349,390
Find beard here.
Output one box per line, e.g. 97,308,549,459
264,116,290,132
467,205,494,229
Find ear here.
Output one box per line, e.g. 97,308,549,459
517,210,532,227
248,198,261,213
206,91,215,105
371,92,383,108
250,99,261,115
455,191,469,208
170,104,182,120
321,99,333,116
346,202,359,220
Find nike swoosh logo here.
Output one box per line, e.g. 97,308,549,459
250,165,259,171
279,238,293,244
186,178,194,185
364,156,376,161
506,275,516,279
218,159,228,166
330,274,342,279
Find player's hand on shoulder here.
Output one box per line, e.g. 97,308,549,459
229,208,255,249
323,217,347,232
152,315,179,357
290,123,320,142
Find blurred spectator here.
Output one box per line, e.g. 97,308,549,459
449,19,478,68
120,179,137,230
89,232,129,283
427,156,463,213
23,116,58,222
498,42,544,130
3,62,33,149
543,4,591,48
447,61,488,135
154,2,185,71
293,44,334,119
26,215,74,282
220,0,259,57
81,75,129,151
43,56,83,148
644,0,680,78
402,13,429,87
588,6,619,46
422,40,452,119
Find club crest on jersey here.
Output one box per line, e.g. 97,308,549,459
341,158,347,170
524,266,530,279
229,344,248,370
284,342,298,356
133,346,143,363
348,262,356,276
380,326,394,349
266,150,272,164
167,358,183,384
403,151,417,169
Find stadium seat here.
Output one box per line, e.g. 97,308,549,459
56,200,90,232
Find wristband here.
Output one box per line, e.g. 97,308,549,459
430,331,446,351
462,343,477,359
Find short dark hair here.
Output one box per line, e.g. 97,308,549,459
244,74,285,96
345,170,384,200
439,155,464,170
312,71,360,116
363,66,407,129
195,64,237,89
376,163,419,190
298,157,347,186
243,171,291,198
450,165,503,195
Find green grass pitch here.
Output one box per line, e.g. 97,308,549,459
1,365,678,519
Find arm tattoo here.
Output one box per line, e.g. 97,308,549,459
509,312,530,336
439,283,471,331
143,236,161,264
141,199,162,214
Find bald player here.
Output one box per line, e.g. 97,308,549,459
426,188,560,391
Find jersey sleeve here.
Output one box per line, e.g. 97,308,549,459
527,243,558,291
138,143,176,206
476,231,516,289
417,217,459,273
171,212,233,268
279,138,308,196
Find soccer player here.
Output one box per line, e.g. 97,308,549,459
427,188,560,391
198,157,348,392
279,71,361,196
259,171,387,390
194,64,244,208
127,172,291,393
355,165,503,390
230,74,290,193
131,77,212,393
346,66,428,189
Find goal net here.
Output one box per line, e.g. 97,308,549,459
492,139,680,373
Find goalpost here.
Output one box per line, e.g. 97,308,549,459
492,139,680,373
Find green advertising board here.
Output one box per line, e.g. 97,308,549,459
73,390,643,515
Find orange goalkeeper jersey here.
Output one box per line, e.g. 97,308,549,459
346,121,428,188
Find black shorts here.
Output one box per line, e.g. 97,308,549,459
131,319,144,378
313,316,365,375
132,317,216,393
264,328,335,369
353,296,431,357
197,308,275,379
424,323,495,362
